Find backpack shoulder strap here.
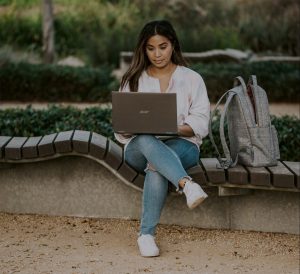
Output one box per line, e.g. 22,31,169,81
234,76,256,127
234,76,247,91
248,75,270,126
209,89,237,169
209,90,231,164
219,92,239,169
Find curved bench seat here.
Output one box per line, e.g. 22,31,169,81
0,131,299,194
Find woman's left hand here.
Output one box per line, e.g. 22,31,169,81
178,124,195,137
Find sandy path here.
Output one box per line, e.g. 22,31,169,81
0,213,299,274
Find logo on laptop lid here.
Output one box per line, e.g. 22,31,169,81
139,110,150,114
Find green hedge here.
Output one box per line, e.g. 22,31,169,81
0,62,118,102
191,62,300,103
1,61,299,103
0,105,113,139
0,106,299,161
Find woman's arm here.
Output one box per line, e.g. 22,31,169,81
183,75,210,140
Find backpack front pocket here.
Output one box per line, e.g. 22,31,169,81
248,126,278,166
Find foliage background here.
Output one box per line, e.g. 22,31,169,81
0,0,299,66
0,0,299,102
0,0,299,160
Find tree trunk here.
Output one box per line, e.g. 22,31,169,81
42,0,54,64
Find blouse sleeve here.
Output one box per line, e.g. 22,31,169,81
184,75,210,140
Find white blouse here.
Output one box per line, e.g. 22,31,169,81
114,65,210,149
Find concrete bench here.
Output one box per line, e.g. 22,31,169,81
1,131,299,195
1,131,299,234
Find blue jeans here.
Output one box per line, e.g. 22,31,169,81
124,135,199,236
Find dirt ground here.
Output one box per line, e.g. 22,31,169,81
0,213,299,274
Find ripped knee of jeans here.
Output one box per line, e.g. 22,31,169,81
144,163,157,172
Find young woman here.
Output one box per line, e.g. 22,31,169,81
114,20,210,257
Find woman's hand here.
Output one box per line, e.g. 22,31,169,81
178,124,195,137
120,133,133,138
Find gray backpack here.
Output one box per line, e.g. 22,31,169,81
209,75,280,169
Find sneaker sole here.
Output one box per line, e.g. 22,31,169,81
140,251,160,257
188,194,208,209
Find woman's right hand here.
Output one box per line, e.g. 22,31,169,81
121,133,133,138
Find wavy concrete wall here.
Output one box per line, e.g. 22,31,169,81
0,156,299,234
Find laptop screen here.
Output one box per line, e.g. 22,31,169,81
112,92,178,135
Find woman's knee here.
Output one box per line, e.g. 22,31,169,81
134,134,156,146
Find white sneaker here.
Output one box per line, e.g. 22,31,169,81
137,234,160,257
183,180,208,209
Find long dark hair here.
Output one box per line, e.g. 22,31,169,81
120,20,187,92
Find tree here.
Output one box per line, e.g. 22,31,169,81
42,0,55,63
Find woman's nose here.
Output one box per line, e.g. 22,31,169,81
155,49,161,57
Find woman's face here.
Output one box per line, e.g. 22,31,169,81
145,35,173,69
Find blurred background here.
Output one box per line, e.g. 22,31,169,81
1,0,299,65
0,0,299,102
0,0,299,159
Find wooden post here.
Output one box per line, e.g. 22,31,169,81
42,0,55,63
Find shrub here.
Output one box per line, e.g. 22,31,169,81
271,115,300,161
191,62,300,103
0,105,113,138
0,62,118,102
0,106,299,161
0,15,42,52
0,61,298,103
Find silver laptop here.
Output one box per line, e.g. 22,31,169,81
112,92,178,135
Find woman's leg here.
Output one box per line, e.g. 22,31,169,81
125,136,201,236
139,138,200,236
140,170,168,236
126,135,192,189
125,137,169,236
124,141,147,174
125,136,206,256
164,138,200,170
